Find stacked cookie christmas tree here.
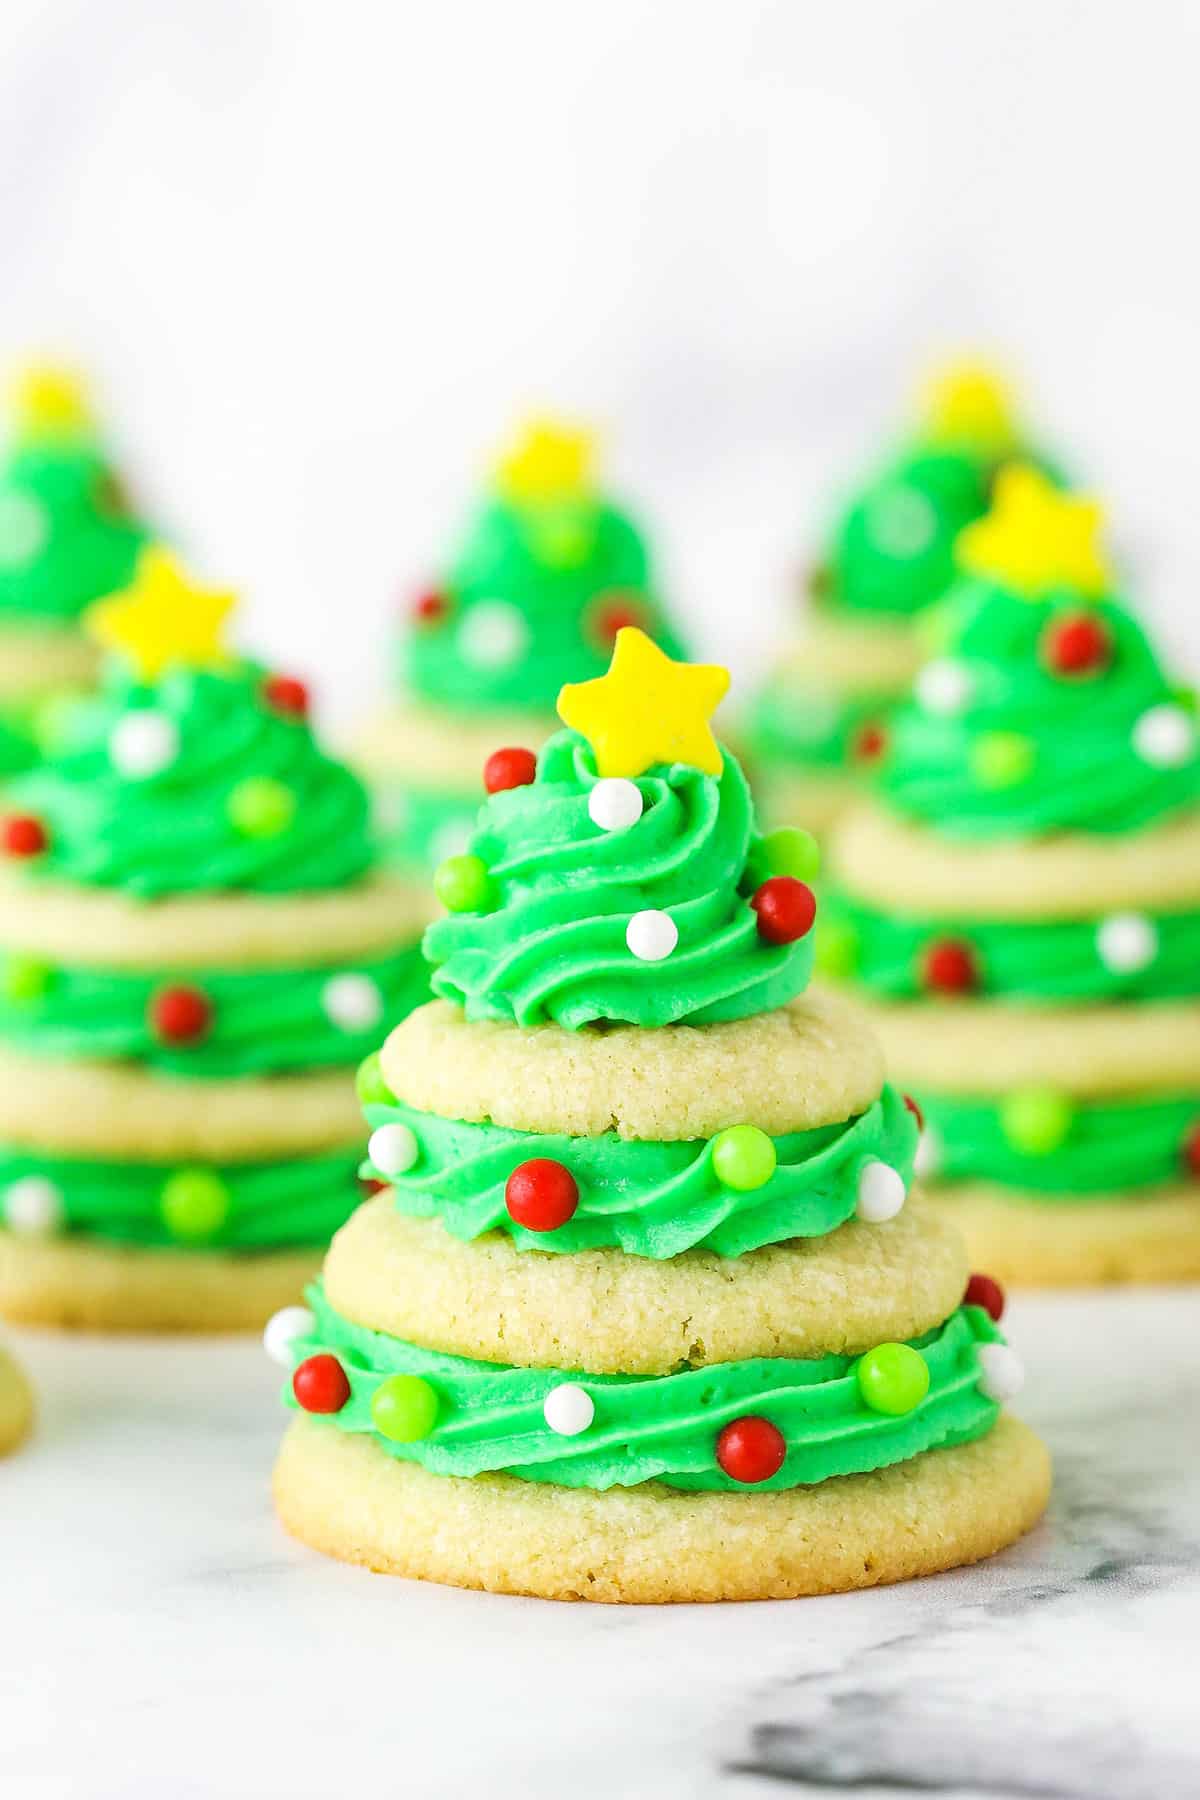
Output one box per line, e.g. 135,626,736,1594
748,362,1047,838
272,629,1048,1603
0,364,148,775
823,467,1200,1284
354,417,687,872
0,547,430,1329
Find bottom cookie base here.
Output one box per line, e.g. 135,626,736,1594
0,1346,32,1453
932,1181,1200,1287
273,1411,1050,1604
0,1232,323,1332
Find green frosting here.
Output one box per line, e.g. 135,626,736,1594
5,662,377,896
286,1287,1003,1492
748,676,890,774
362,1082,917,1259
0,941,428,1078
0,1144,365,1248
424,730,813,1029
878,582,1200,837
0,439,147,624
919,1090,1199,1196
820,894,1200,1003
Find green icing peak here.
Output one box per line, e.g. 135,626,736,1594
0,436,148,625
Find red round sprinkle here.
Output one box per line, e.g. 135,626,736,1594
292,1354,351,1414
715,1415,787,1484
149,984,213,1045
750,877,817,945
1183,1122,1200,1178
1,814,47,858
1041,612,1112,678
94,468,134,518
263,673,310,718
853,720,888,763
412,588,448,625
359,1175,388,1197
483,746,538,794
592,592,645,645
964,1272,1006,1322
921,937,978,995
903,1093,925,1133
505,1159,579,1232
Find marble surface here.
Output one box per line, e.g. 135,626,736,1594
2,1289,1197,1800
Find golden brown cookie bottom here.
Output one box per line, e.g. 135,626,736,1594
0,1346,32,1453
933,1180,1200,1287
274,1411,1050,1603
0,1232,323,1332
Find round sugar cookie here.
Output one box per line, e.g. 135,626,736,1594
274,1410,1050,1603
324,1191,966,1375
0,1050,362,1159
780,612,924,694
832,804,1200,919
0,1344,32,1453
381,992,886,1141
931,1180,1200,1288
354,697,556,789
0,869,431,970
0,1231,322,1331
0,624,97,700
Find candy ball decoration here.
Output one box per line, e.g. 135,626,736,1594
976,1343,1025,1403
711,1125,777,1192
262,673,310,718
588,777,643,832
921,937,978,994
814,916,858,980
970,731,1035,790
458,599,529,670
1096,912,1159,976
856,1343,930,1415
160,1169,230,1240
263,1305,316,1366
590,592,646,647
505,1159,580,1232
434,853,495,914
149,984,212,1045
371,1374,439,1443
916,658,974,716
1000,1087,1074,1156
412,588,448,626
715,1415,787,1484
625,909,678,962
964,1273,1006,1322
852,721,888,764
2,955,52,1003
1,814,48,858
1041,611,1111,677
483,746,538,794
757,827,821,883
228,776,296,839
109,710,180,778
293,1354,351,1414
902,1094,924,1132
1133,703,1195,768
542,1383,595,1437
4,1175,64,1236
355,1051,396,1108
855,1160,907,1223
321,973,384,1033
750,877,817,946
367,1123,420,1177
1183,1123,1200,1178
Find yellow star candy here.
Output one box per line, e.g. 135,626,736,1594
921,359,1016,452
12,361,94,442
558,628,729,779
86,545,236,680
957,465,1110,600
494,417,596,505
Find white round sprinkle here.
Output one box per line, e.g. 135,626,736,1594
1132,703,1195,769
915,658,975,716
1096,912,1159,976
0,491,49,566
542,1383,595,1437
625,909,678,962
588,777,643,833
109,710,180,779
855,1159,907,1223
865,485,937,558
977,1342,1025,1403
368,1122,420,1177
4,1175,64,1236
262,1305,315,1366
322,972,384,1032
913,1125,943,1181
457,599,530,670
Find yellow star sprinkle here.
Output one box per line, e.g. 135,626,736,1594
921,359,1016,452
86,545,236,680
558,628,729,779
12,361,95,442
494,417,596,505
957,465,1110,600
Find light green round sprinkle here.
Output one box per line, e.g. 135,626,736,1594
970,731,1035,790
761,827,820,883
371,1374,439,1443
434,852,495,913
227,775,296,839
856,1343,930,1416
355,1050,396,1108
1000,1086,1074,1156
160,1168,230,1241
1,954,53,1004
814,916,858,980
711,1124,777,1192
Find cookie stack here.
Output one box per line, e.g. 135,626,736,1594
354,418,688,872
823,468,1200,1284
0,548,430,1329
272,629,1048,1602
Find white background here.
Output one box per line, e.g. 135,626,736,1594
0,0,1197,724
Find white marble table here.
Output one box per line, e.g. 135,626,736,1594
2,1290,1197,1800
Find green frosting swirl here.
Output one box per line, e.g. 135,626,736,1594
362,1083,917,1259
285,1287,1003,1493
5,663,377,896
0,440,147,623
748,677,890,773
0,942,428,1078
820,894,1200,1003
0,1143,365,1248
879,583,1200,836
424,730,813,1029
919,1089,1199,1196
